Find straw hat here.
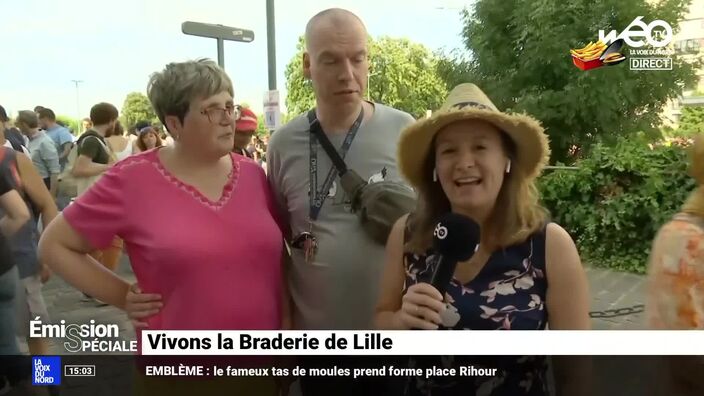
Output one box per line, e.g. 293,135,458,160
398,83,551,188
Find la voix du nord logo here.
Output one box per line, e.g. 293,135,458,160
32,356,61,386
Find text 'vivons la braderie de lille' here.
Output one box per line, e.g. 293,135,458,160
147,332,393,351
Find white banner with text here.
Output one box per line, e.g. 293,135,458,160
141,330,704,355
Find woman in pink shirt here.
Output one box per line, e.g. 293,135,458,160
38,60,286,393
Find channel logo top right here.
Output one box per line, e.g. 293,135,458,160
570,16,674,71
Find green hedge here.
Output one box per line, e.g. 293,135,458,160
538,138,696,273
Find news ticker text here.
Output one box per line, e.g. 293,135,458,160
144,364,498,379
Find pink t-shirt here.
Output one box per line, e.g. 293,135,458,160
63,149,283,332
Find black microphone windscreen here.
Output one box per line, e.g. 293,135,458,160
432,213,480,261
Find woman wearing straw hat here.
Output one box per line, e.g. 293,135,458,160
375,84,590,394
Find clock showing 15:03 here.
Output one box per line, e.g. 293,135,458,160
64,365,95,376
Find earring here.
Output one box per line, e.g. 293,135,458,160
505,160,511,174
432,168,438,182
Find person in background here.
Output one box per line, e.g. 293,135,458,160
126,124,138,153
82,117,93,133
0,147,32,353
71,103,119,304
646,133,704,393
647,132,704,329
130,120,151,154
39,59,287,394
1,136,58,367
153,122,173,146
0,105,30,155
106,120,132,162
253,136,267,167
135,126,163,152
33,107,45,133
259,135,270,172
0,126,58,235
246,137,256,158
72,103,116,192
374,84,591,395
152,122,163,139
249,136,266,164
0,147,33,395
232,106,256,159
16,111,60,197
0,143,58,361
38,107,73,172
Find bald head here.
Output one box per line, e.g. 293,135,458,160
302,8,369,110
305,8,367,51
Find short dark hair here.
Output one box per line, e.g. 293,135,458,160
109,120,124,137
16,110,39,128
0,105,8,122
37,108,56,121
134,120,151,130
34,106,45,113
90,102,119,125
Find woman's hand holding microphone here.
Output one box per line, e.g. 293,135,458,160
396,283,446,330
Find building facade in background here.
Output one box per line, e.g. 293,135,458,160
664,0,704,126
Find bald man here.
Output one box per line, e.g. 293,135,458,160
267,8,414,394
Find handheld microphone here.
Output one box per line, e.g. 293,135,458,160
429,213,481,299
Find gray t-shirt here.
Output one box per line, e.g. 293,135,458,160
27,131,61,178
267,103,415,330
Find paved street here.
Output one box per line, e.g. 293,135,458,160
23,257,648,356
586,266,647,330
20,257,136,356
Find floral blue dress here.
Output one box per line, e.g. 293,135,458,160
402,222,551,396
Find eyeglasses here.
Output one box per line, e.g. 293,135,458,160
200,104,240,124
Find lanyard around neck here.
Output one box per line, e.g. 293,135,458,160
307,108,364,222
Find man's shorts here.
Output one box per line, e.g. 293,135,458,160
14,274,50,338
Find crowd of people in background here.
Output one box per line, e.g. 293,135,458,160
0,97,269,394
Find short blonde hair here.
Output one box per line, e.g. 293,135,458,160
147,59,233,129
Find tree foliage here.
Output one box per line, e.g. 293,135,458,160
436,0,701,163
122,92,157,128
284,37,315,117
539,136,694,273
284,36,448,118
56,115,79,135
677,106,704,135
256,115,268,136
